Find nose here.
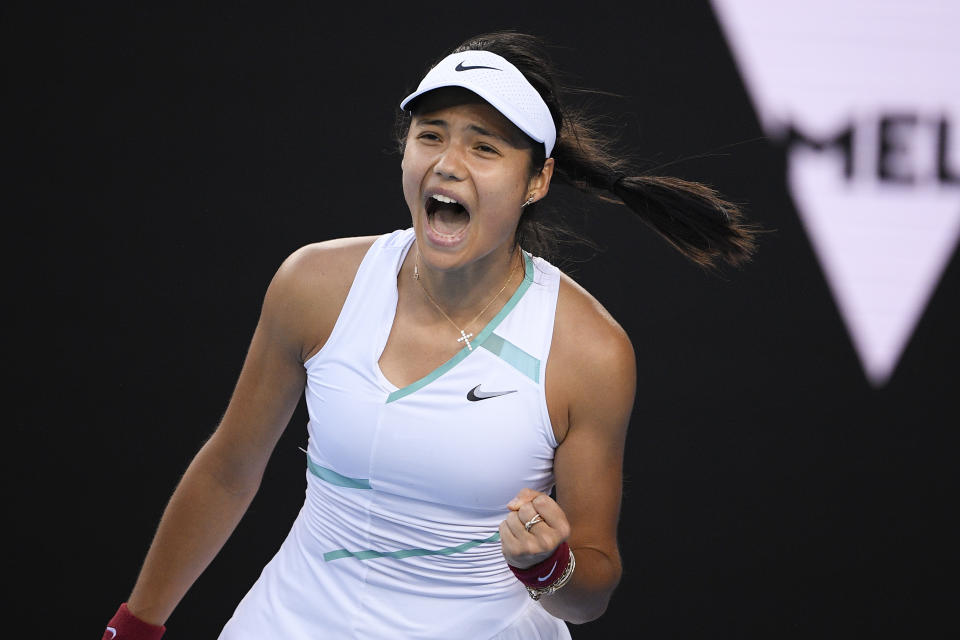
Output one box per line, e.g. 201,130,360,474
433,144,466,181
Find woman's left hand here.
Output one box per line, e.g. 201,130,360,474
499,488,571,569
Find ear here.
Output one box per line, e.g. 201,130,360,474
526,157,555,203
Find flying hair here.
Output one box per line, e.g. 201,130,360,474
398,30,759,269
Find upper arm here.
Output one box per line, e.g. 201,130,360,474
202,237,376,490
548,277,637,565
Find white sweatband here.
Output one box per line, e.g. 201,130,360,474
400,50,556,157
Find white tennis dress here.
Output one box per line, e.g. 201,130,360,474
218,228,570,639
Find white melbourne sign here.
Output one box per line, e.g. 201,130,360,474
710,0,960,386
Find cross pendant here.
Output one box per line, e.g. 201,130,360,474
457,329,474,351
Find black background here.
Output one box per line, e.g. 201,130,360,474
7,2,959,638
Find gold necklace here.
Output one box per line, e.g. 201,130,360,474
414,250,520,351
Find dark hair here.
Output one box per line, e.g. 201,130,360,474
397,31,757,269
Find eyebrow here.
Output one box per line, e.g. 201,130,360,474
414,118,516,147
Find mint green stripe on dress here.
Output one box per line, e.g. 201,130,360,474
306,456,371,489
481,333,540,382
385,252,535,404
384,347,473,404
323,532,501,562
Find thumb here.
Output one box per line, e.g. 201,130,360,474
506,488,541,511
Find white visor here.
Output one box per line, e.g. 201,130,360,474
400,50,556,157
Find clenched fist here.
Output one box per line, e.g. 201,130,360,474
499,488,571,569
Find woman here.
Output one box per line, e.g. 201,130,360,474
102,31,754,639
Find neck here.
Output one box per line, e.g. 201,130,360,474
412,244,522,326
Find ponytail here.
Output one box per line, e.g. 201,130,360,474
608,175,756,268
530,83,757,270
547,114,757,268
450,31,758,269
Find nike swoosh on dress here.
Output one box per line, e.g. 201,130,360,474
466,384,518,401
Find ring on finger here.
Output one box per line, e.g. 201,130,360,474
524,513,543,532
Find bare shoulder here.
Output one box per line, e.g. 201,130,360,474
546,272,637,443
552,272,635,372
547,273,635,593
264,235,381,362
276,235,380,287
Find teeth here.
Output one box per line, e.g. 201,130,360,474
431,194,459,205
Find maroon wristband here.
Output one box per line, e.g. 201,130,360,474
102,603,166,640
508,541,571,588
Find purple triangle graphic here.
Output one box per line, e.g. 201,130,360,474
710,0,960,386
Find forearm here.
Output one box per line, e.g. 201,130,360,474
125,438,262,625
537,546,621,624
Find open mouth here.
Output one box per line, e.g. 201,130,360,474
425,193,470,239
